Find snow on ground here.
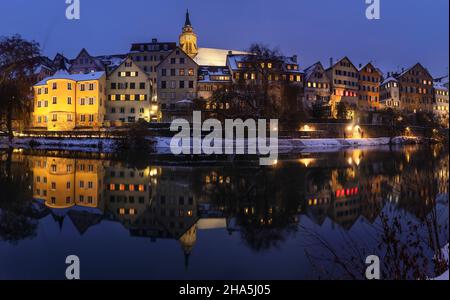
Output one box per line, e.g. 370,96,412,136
0,137,115,153
1,136,421,154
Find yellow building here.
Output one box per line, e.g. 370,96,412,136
32,71,106,131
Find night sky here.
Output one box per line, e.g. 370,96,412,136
1,0,448,76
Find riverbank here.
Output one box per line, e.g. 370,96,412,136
0,136,424,154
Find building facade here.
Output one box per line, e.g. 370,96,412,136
106,57,156,124
156,47,198,122
129,39,177,99
32,71,106,131
433,81,449,127
303,62,331,111
395,63,434,113
358,62,382,111
380,75,400,110
326,57,359,119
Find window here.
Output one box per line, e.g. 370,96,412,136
68,83,72,90
52,97,57,104
80,98,85,105
180,58,185,64
67,114,73,122
52,114,57,121
189,81,194,89
179,81,185,88
89,83,94,90
80,115,86,122
89,114,94,122
130,82,136,89
188,68,194,76
139,82,145,89
52,82,57,90
162,69,167,76
170,58,176,64
89,98,94,105
111,83,116,89
67,97,72,105
161,81,167,89
80,84,85,91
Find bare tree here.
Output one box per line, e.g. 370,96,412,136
0,34,41,142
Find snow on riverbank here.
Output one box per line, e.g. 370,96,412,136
1,136,422,154
0,137,116,152
154,136,420,154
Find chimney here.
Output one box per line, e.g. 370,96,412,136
152,38,158,43
292,55,298,63
359,63,362,68
330,57,334,68
228,51,233,55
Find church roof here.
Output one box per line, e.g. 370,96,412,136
194,48,249,67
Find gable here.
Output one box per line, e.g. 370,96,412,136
157,47,198,68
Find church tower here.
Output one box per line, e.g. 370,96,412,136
179,9,198,58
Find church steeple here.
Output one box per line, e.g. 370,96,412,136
179,9,198,58
185,9,192,27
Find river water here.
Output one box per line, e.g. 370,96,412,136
0,145,448,279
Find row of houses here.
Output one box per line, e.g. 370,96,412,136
31,10,449,131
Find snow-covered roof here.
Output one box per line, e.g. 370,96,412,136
227,54,252,70
198,66,232,83
34,71,105,86
381,76,398,86
194,48,249,67
434,81,448,90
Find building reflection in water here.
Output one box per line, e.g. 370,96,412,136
22,144,449,269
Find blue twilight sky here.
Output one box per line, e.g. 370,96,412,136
1,0,448,77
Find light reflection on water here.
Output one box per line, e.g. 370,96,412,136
0,145,448,280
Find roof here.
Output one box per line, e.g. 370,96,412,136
130,41,177,53
357,62,383,76
434,81,448,90
34,71,105,86
396,62,432,78
198,66,232,83
227,54,252,70
381,76,398,85
97,54,127,72
156,46,198,68
304,62,326,81
194,48,249,67
325,56,358,71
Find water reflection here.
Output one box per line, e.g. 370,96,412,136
0,145,448,279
